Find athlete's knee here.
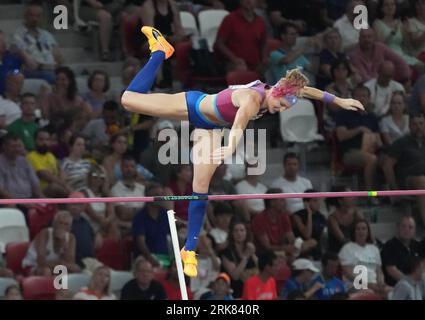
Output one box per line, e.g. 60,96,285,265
121,91,134,111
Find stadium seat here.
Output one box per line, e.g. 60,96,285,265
5,242,30,276
180,11,199,37
22,276,55,300
22,79,51,96
110,270,133,297
0,278,19,299
197,9,229,51
279,98,324,143
27,205,57,239
66,273,91,295
0,208,29,253
226,70,260,86
370,223,397,244
95,239,131,271
279,99,324,173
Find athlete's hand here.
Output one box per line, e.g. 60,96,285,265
211,146,234,163
336,98,365,112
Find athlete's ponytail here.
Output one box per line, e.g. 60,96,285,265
271,68,309,98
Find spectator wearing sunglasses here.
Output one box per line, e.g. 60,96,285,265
13,2,63,84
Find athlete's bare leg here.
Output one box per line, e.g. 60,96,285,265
191,128,223,193
121,91,189,121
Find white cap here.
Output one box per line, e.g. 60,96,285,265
292,258,319,273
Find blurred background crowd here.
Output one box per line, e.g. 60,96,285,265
0,0,425,300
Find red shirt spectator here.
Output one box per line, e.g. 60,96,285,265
215,2,266,71
252,205,292,253
161,280,193,300
160,260,193,300
242,275,277,300
348,28,410,83
242,251,279,300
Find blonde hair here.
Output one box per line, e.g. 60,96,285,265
53,210,72,226
272,69,309,98
89,265,111,296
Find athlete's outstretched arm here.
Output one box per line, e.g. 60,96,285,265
211,90,261,162
300,86,365,111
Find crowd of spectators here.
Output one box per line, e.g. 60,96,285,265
0,0,425,300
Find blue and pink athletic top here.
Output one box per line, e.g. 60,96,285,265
214,80,269,124
187,80,298,129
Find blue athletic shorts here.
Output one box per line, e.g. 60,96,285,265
185,91,225,129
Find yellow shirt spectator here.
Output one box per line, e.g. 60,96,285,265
27,151,60,189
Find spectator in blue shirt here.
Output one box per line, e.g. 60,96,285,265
311,252,346,300
13,2,63,84
268,22,317,84
0,31,23,96
133,183,171,268
280,258,322,299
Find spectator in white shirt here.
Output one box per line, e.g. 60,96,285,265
271,153,313,214
61,134,92,190
364,60,405,117
235,162,268,217
13,2,63,84
339,219,392,298
0,70,24,125
333,0,365,51
209,202,234,253
111,155,145,234
379,91,410,145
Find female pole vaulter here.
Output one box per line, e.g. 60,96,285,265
121,27,364,277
